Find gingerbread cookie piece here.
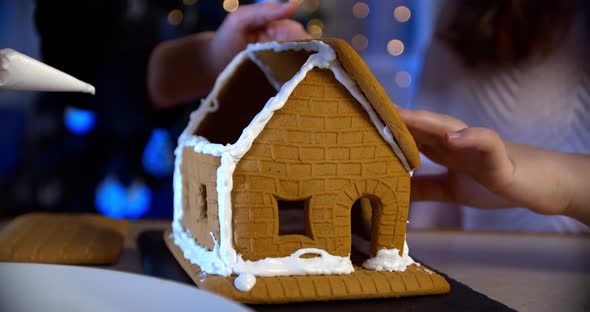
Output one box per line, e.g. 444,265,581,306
0,213,127,265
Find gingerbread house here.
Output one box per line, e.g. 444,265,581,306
165,39,449,303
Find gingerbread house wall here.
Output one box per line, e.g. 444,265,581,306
181,148,221,250
232,68,410,261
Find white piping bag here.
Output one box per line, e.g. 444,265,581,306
0,48,95,94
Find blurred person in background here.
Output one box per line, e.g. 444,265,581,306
409,0,590,232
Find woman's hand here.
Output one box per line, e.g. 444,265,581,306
398,108,516,208
147,2,309,109
398,107,590,225
209,2,310,75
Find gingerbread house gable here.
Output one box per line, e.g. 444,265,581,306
168,39,448,302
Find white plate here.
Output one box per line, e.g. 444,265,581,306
0,262,251,312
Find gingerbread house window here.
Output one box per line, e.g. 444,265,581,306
276,196,312,238
181,179,209,231
197,184,208,221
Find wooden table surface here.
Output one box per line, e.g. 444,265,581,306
110,220,590,312
2,218,588,311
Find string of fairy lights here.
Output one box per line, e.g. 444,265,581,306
351,2,413,89
166,0,414,89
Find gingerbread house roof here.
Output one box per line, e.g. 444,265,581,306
178,38,419,173
320,38,420,170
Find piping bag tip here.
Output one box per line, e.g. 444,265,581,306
0,48,96,95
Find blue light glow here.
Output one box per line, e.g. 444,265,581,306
142,128,174,177
64,106,96,135
95,177,127,219
126,182,152,220
95,177,152,219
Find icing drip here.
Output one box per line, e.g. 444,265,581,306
362,241,417,272
234,272,256,292
234,248,354,277
171,231,230,276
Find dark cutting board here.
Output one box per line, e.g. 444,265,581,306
138,230,515,312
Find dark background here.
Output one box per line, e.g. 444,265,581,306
0,0,425,220
2,0,236,219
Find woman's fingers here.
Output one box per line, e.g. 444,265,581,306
397,108,468,148
398,107,468,133
411,171,516,208
228,2,298,30
398,108,514,187
398,108,523,210
445,127,515,191
265,20,311,41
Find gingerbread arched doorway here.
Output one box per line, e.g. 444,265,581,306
336,179,408,260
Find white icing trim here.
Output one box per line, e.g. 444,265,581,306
246,50,282,91
172,41,415,289
171,230,230,275
234,248,354,277
362,241,417,272
332,64,412,173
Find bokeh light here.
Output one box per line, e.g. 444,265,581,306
126,182,152,220
352,2,370,19
167,9,184,26
307,18,324,38
387,39,404,56
395,71,412,88
64,106,96,136
95,177,152,219
95,178,128,219
183,0,198,6
223,0,240,13
142,128,174,177
351,34,368,51
302,0,320,13
394,6,411,23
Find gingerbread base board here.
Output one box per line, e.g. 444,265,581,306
164,229,450,304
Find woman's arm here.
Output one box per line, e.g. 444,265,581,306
398,107,590,225
147,31,216,109
147,2,309,109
